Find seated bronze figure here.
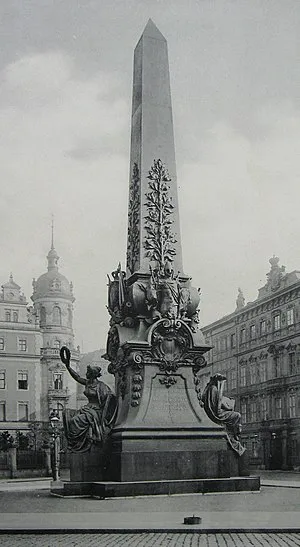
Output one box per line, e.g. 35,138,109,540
60,347,117,453
201,373,245,456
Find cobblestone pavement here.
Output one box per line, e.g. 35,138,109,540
0,533,300,546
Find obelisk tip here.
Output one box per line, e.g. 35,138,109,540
141,18,166,41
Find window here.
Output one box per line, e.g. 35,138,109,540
68,308,72,326
18,339,27,352
273,314,281,331
287,308,294,326
291,438,297,466
251,438,259,458
51,402,64,419
53,372,63,390
53,340,60,349
240,328,246,344
260,320,266,336
221,337,227,351
250,364,257,385
231,369,237,390
289,393,296,418
0,371,5,389
274,358,281,378
18,402,28,421
51,278,61,291
52,306,62,326
241,402,247,424
0,338,4,351
5,310,11,322
231,333,236,348
0,402,6,421
250,324,256,340
13,311,18,322
275,397,282,419
40,306,46,326
289,353,296,375
240,366,246,387
260,361,267,383
18,372,28,390
250,401,257,422
261,398,268,420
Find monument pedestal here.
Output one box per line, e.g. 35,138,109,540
69,444,109,483
60,476,259,498
106,426,232,482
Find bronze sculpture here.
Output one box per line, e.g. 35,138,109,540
201,373,246,456
60,347,117,453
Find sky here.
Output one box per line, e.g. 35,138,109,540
0,0,299,352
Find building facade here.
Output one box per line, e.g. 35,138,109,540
0,274,43,431
201,257,300,470
0,238,80,435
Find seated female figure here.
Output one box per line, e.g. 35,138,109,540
60,347,117,453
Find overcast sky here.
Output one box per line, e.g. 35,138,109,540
0,1,299,352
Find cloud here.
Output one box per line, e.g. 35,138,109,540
0,11,299,350
0,51,130,349
178,101,300,325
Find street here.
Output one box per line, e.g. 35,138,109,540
0,532,300,546
0,472,300,545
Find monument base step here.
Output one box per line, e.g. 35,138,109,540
52,476,260,498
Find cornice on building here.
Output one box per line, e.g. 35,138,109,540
203,276,300,333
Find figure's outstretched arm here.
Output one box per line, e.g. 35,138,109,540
60,346,86,386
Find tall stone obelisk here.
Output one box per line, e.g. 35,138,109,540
103,20,237,488
127,19,183,277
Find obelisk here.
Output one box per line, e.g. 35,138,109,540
103,20,236,488
127,19,183,277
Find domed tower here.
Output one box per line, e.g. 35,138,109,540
31,229,80,420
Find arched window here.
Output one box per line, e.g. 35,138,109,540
52,306,61,326
68,307,72,326
13,311,18,323
53,340,60,349
5,310,11,322
55,402,64,419
53,372,63,390
40,307,46,326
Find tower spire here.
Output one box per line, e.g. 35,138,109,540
51,214,54,250
47,214,59,271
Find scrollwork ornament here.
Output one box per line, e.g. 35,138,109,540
150,318,191,373
130,351,143,370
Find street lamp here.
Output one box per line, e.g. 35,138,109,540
49,409,61,482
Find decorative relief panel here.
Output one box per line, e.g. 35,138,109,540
127,163,140,274
144,159,176,270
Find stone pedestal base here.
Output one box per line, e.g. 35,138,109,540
106,426,236,482
54,475,260,498
51,426,255,497
69,444,108,482
50,479,65,495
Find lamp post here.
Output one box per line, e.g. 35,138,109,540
49,410,61,482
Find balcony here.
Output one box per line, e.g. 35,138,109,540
47,387,70,400
41,347,80,360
